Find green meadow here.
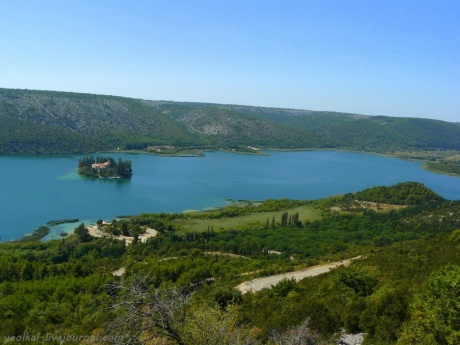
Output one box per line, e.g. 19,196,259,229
173,205,322,232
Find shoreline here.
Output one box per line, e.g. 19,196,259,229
267,147,460,178
119,146,460,178
420,163,460,177
3,146,460,178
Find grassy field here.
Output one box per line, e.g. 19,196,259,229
174,205,321,232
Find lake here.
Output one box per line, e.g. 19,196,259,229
1,150,459,242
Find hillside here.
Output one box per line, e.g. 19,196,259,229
1,183,460,344
222,105,460,152
348,181,444,205
0,89,198,153
1,88,460,154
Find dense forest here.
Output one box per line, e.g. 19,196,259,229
1,182,460,344
345,181,444,205
78,156,133,178
1,88,460,155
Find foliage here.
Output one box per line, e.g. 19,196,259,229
19,226,50,242
267,318,325,345
107,277,254,345
46,219,79,226
398,265,460,345
0,235,127,342
107,277,189,345
74,223,92,242
336,266,378,296
348,182,444,205
182,304,255,345
426,160,460,175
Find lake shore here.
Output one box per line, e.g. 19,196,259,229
2,150,460,242
268,147,460,178
5,146,460,178
115,146,460,176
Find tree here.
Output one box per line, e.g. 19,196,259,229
398,265,460,345
268,318,323,345
106,276,254,345
281,212,288,227
337,266,378,297
74,223,92,242
182,304,255,345
210,287,243,310
20,261,34,281
269,278,297,298
107,276,188,345
121,222,129,236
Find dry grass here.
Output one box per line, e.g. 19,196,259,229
204,251,249,259
332,200,407,213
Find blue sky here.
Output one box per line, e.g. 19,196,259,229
1,0,459,121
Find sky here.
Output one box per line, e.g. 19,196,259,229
1,0,459,122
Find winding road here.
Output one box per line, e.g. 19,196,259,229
236,256,361,293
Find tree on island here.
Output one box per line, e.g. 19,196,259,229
78,156,133,178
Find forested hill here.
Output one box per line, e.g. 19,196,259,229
219,104,460,152
349,182,444,205
1,88,460,154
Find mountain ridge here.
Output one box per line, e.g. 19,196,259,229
1,88,459,154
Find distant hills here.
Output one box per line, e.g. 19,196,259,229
1,88,459,154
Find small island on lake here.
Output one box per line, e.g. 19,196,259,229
78,156,133,179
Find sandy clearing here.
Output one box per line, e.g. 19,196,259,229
86,224,158,246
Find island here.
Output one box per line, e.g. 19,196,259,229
78,156,133,178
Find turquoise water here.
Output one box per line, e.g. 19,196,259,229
1,150,459,241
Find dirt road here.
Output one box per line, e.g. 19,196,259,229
236,256,361,293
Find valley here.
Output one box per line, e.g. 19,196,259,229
1,88,460,344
